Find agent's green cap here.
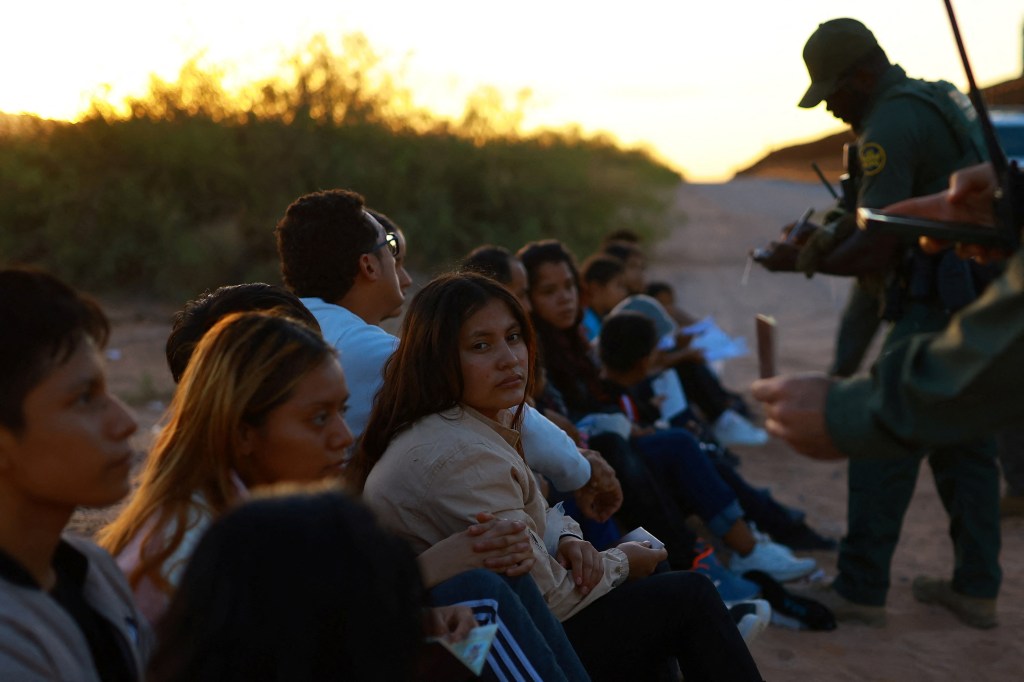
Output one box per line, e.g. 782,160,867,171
799,18,878,108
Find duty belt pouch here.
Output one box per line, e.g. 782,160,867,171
936,253,1002,313
882,271,905,321
907,251,937,300
936,251,976,312
882,250,925,321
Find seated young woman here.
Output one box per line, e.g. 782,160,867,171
462,247,722,575
517,239,821,582
353,272,764,682
0,269,151,681
98,311,360,623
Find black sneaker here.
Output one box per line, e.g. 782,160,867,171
742,570,837,631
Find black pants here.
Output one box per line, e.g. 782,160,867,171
674,361,740,423
588,433,699,570
562,572,763,682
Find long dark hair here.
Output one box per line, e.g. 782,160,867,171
352,272,536,490
516,240,600,413
149,488,423,682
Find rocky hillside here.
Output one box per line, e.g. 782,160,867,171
735,130,853,184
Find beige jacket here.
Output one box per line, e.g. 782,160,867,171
364,405,628,621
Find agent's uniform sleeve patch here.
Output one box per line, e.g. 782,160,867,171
860,142,887,176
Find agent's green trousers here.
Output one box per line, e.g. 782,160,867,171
833,300,1002,605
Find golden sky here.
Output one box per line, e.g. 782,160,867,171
3,0,1021,181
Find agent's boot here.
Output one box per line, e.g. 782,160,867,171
912,576,997,629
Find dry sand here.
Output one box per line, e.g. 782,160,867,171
84,177,1022,680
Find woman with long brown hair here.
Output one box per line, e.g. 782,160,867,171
355,272,764,682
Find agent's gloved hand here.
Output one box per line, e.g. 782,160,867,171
751,241,801,272
780,221,820,247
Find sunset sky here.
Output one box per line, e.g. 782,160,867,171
3,0,1021,181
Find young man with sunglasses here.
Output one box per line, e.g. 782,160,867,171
275,189,406,439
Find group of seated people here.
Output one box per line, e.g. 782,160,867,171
0,188,839,680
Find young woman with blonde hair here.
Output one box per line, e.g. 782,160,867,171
99,311,354,622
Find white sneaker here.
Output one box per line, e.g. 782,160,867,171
729,599,772,644
713,409,769,447
730,538,817,583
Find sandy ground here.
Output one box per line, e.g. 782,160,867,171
652,179,1023,681
81,177,1022,680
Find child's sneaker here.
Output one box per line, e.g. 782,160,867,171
729,536,817,583
729,599,772,644
690,542,761,603
713,409,769,447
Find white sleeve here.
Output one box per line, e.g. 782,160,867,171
520,405,591,492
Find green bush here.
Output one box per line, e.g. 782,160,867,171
0,34,681,298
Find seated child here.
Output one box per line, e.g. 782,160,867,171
578,254,629,341
598,311,835,560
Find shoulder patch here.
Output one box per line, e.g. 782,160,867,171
859,143,886,176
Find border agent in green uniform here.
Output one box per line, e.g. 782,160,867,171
752,162,1023,625
786,18,1000,629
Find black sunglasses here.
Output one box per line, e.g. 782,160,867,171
368,232,400,259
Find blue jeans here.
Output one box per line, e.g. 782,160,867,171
632,429,743,536
430,570,589,681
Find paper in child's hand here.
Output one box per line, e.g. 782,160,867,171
427,623,498,676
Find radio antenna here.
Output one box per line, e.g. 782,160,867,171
943,0,1020,248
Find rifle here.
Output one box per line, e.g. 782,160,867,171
858,0,1022,249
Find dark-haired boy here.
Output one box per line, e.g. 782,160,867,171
0,269,151,680
165,283,320,383
579,254,629,341
596,312,832,571
602,242,766,447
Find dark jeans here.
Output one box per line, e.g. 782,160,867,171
562,572,763,682
430,570,590,681
712,458,806,538
632,429,742,536
674,361,734,423
669,408,810,534
588,433,699,569
626,423,810,543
